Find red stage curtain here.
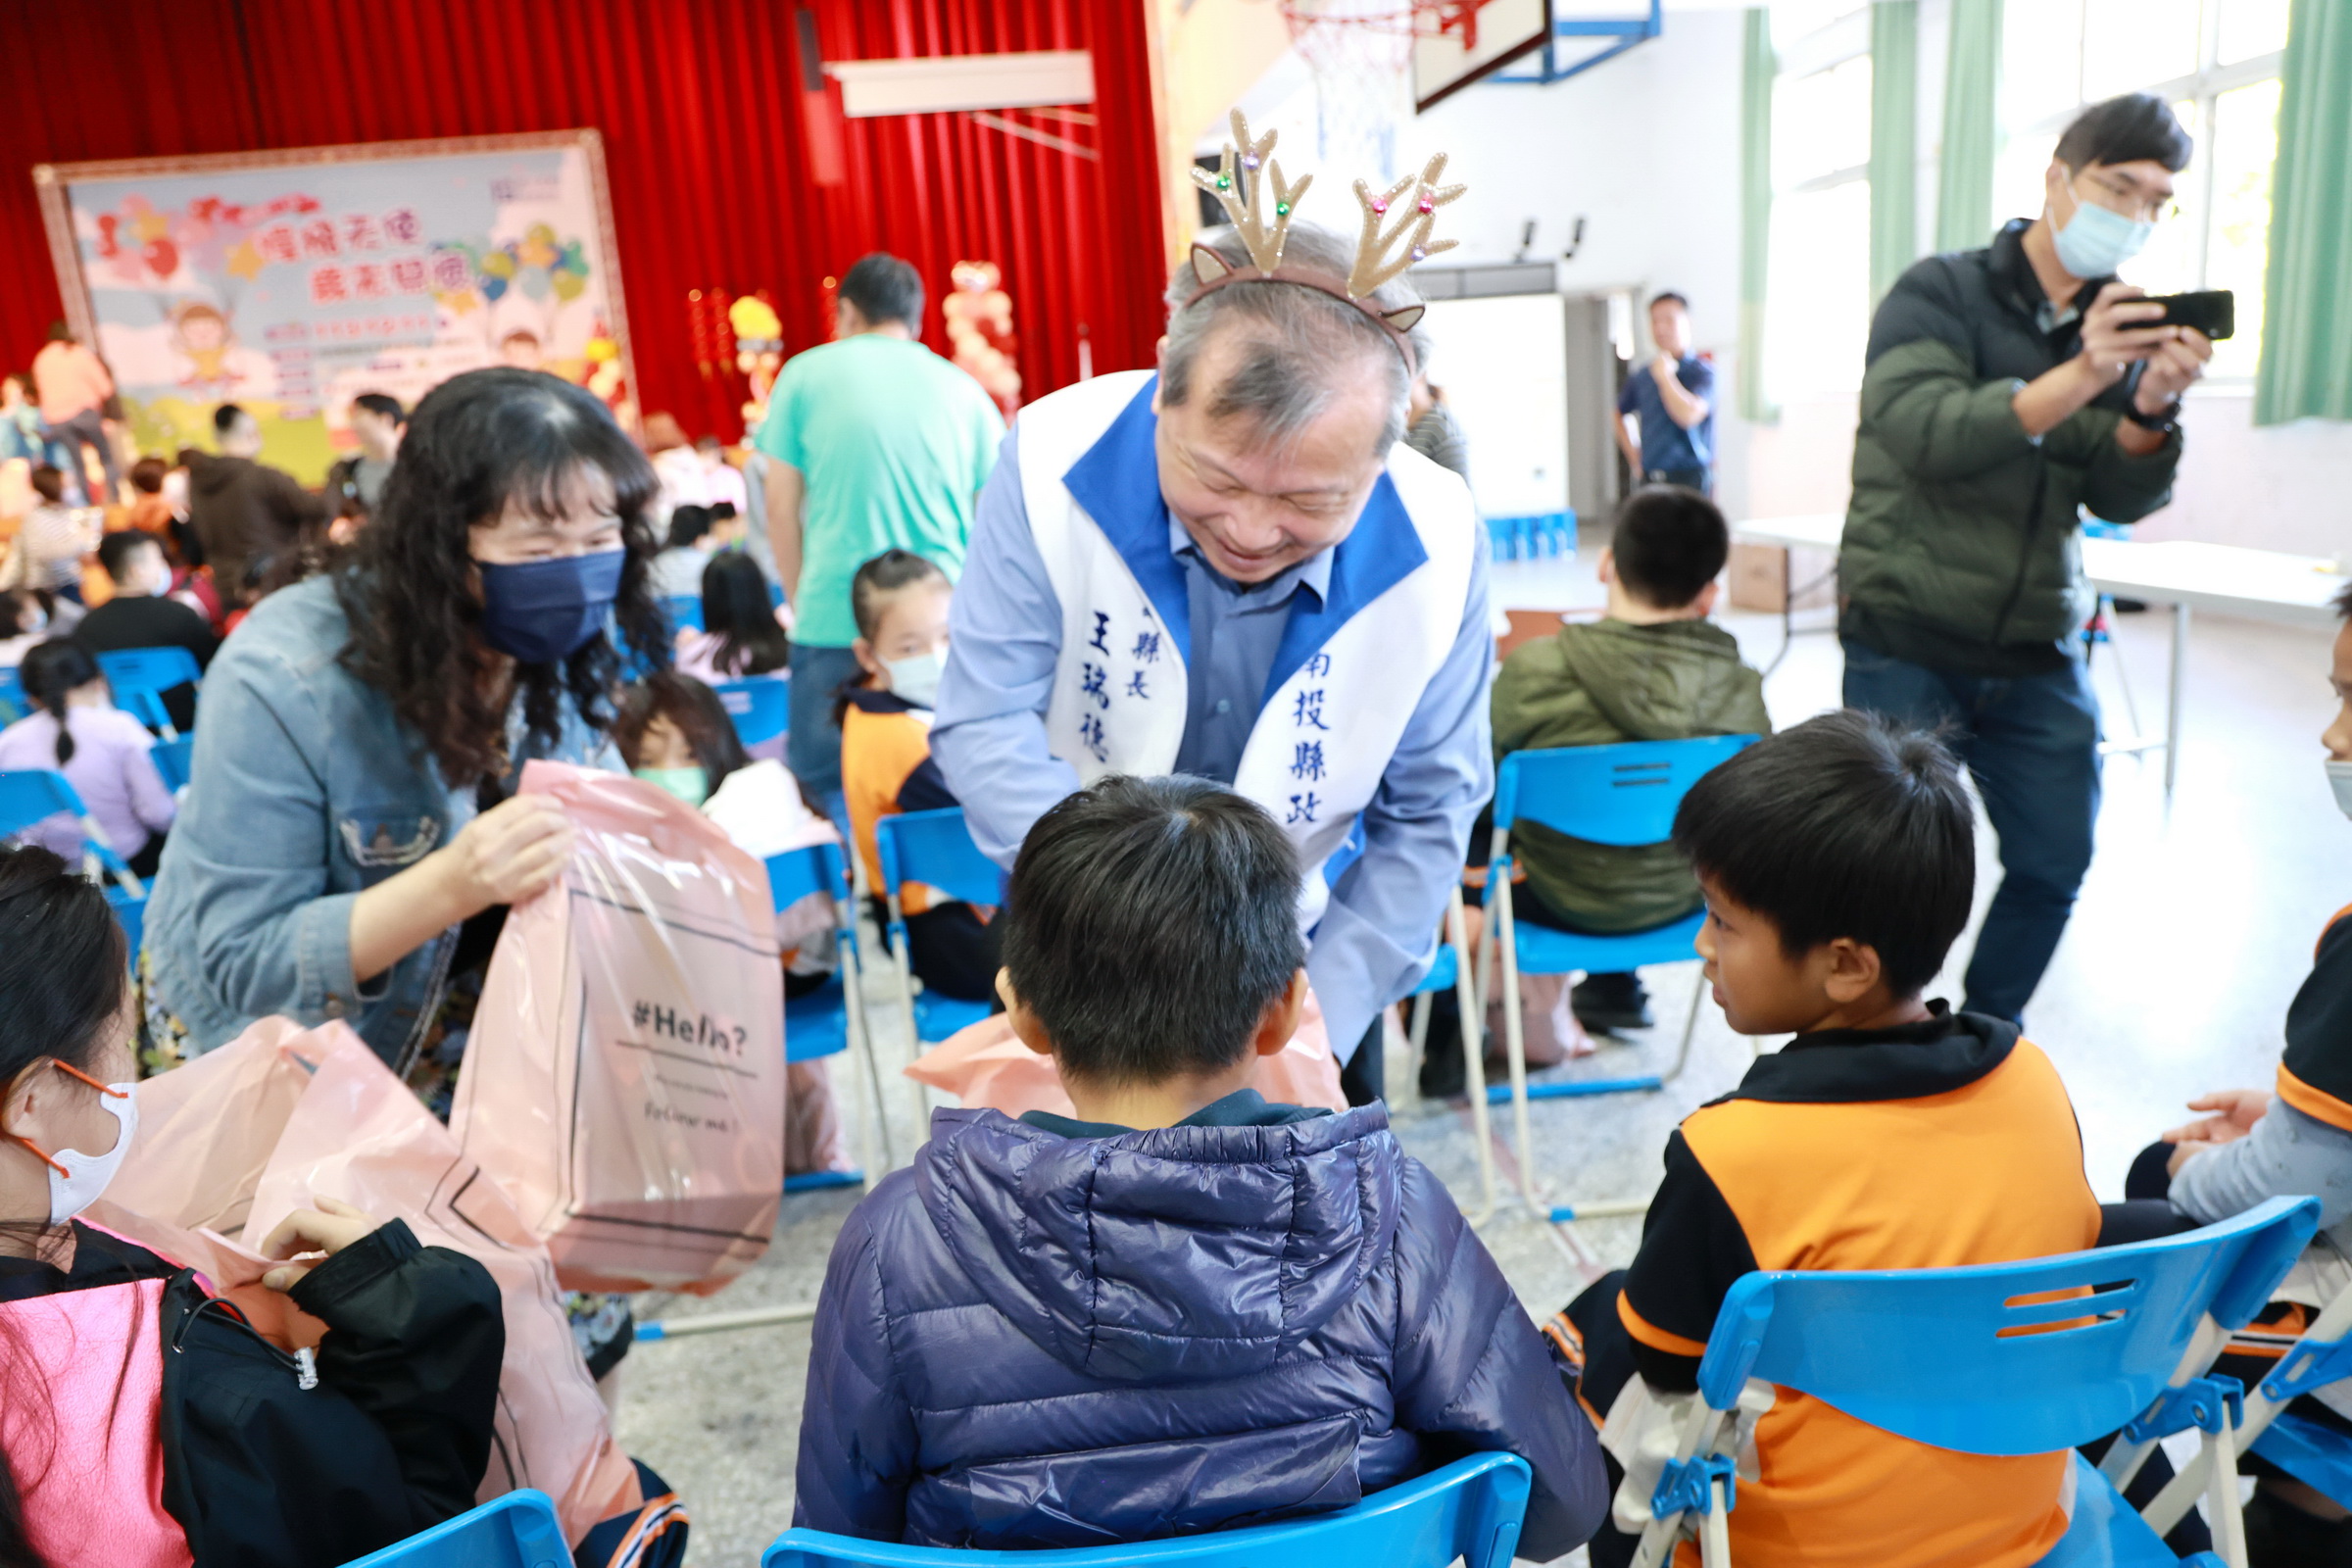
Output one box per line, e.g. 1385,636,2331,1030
0,0,1164,440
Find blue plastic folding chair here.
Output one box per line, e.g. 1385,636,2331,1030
1324,816,1495,1217
769,839,894,1183
2142,1272,2352,1532
1629,1195,2322,1568
1482,736,1757,1212
763,1450,1529,1568
152,734,196,794
0,769,146,960
0,664,23,721
666,594,706,634
875,808,1004,1056
95,646,202,739
335,1488,568,1568
716,678,790,749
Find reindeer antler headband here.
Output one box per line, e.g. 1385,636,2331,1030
1185,110,1466,372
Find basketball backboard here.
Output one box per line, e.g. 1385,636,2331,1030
1412,0,1553,112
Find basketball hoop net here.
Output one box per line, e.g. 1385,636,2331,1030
1279,0,1496,177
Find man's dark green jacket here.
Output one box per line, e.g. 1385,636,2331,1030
1839,220,2183,675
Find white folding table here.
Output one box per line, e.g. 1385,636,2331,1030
1732,514,2346,797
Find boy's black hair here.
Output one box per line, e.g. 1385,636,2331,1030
1649,290,1690,313
212,402,249,437
666,503,714,550
27,466,64,504
1611,484,1729,610
1672,710,1974,997
840,252,925,329
128,456,167,495
1002,774,1304,1087
98,529,161,584
2055,93,2193,174
351,391,405,425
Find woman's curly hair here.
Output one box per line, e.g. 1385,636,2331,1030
336,368,668,787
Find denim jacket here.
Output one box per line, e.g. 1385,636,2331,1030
143,573,621,1065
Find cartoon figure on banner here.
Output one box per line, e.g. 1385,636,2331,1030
171,303,241,392
729,294,785,429
944,260,1020,417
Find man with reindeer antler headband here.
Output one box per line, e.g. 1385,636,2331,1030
933,114,1492,1102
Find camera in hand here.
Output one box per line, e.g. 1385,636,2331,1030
2145,289,2234,341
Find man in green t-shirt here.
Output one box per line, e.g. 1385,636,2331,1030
756,252,1004,818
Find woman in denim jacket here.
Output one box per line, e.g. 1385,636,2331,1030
143,369,673,1070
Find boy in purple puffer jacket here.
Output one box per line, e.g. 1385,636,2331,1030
795,774,1607,1554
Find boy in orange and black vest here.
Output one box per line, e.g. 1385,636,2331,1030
839,549,1001,1005
1555,710,2101,1568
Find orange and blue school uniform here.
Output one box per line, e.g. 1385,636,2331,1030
1565,1005,2100,1568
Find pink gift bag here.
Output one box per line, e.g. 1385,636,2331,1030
904,987,1349,1118
451,761,786,1295
86,1017,641,1545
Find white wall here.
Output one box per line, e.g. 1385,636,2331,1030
1360,0,2352,559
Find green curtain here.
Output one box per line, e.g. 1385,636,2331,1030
1936,0,2001,251
2255,0,2352,424
1739,6,1776,422
1870,1,1920,301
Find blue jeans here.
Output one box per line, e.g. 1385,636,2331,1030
1841,638,2101,1023
786,641,862,833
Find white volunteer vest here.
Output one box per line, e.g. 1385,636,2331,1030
1015,369,1477,929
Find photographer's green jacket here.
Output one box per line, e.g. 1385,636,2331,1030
1839,220,2184,676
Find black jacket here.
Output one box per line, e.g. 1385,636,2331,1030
1839,219,2183,675
1,1220,503,1566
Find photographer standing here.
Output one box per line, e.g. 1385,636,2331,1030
1838,93,2210,1023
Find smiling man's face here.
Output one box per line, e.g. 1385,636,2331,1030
1152,322,1394,585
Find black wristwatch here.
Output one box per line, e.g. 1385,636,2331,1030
2123,398,2181,436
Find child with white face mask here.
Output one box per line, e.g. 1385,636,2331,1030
0,843,507,1566
838,549,1001,1007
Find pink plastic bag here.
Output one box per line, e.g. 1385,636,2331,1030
86,1017,641,1545
905,987,1349,1118
451,760,786,1295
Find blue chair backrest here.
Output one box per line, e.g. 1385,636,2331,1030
875,808,1004,908
767,841,852,913
1494,736,1759,846
336,1489,568,1567
0,665,23,714
666,595,706,633
0,769,88,840
763,1452,1530,1568
715,678,790,748
95,645,203,695
152,735,196,794
1693,1195,2321,1455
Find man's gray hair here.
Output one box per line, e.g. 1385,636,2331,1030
1161,221,1417,454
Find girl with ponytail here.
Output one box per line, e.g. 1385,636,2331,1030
0,641,175,878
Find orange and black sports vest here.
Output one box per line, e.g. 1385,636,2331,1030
841,686,961,914
1620,1008,2100,1568
2275,904,2352,1130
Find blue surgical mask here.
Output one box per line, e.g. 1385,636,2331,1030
2051,183,2153,278
476,550,625,664
2328,760,2352,821
884,650,945,710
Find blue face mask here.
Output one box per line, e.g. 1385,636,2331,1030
2051,182,2154,278
476,550,626,664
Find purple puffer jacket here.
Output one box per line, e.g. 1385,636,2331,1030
793,1103,1608,1558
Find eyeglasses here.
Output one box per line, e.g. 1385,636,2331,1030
2080,172,2181,225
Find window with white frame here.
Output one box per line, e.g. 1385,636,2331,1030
1764,5,1874,403
1995,0,2287,377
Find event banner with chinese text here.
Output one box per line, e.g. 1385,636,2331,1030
35,131,633,483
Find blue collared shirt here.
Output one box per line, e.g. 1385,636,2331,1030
932,422,1494,1061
